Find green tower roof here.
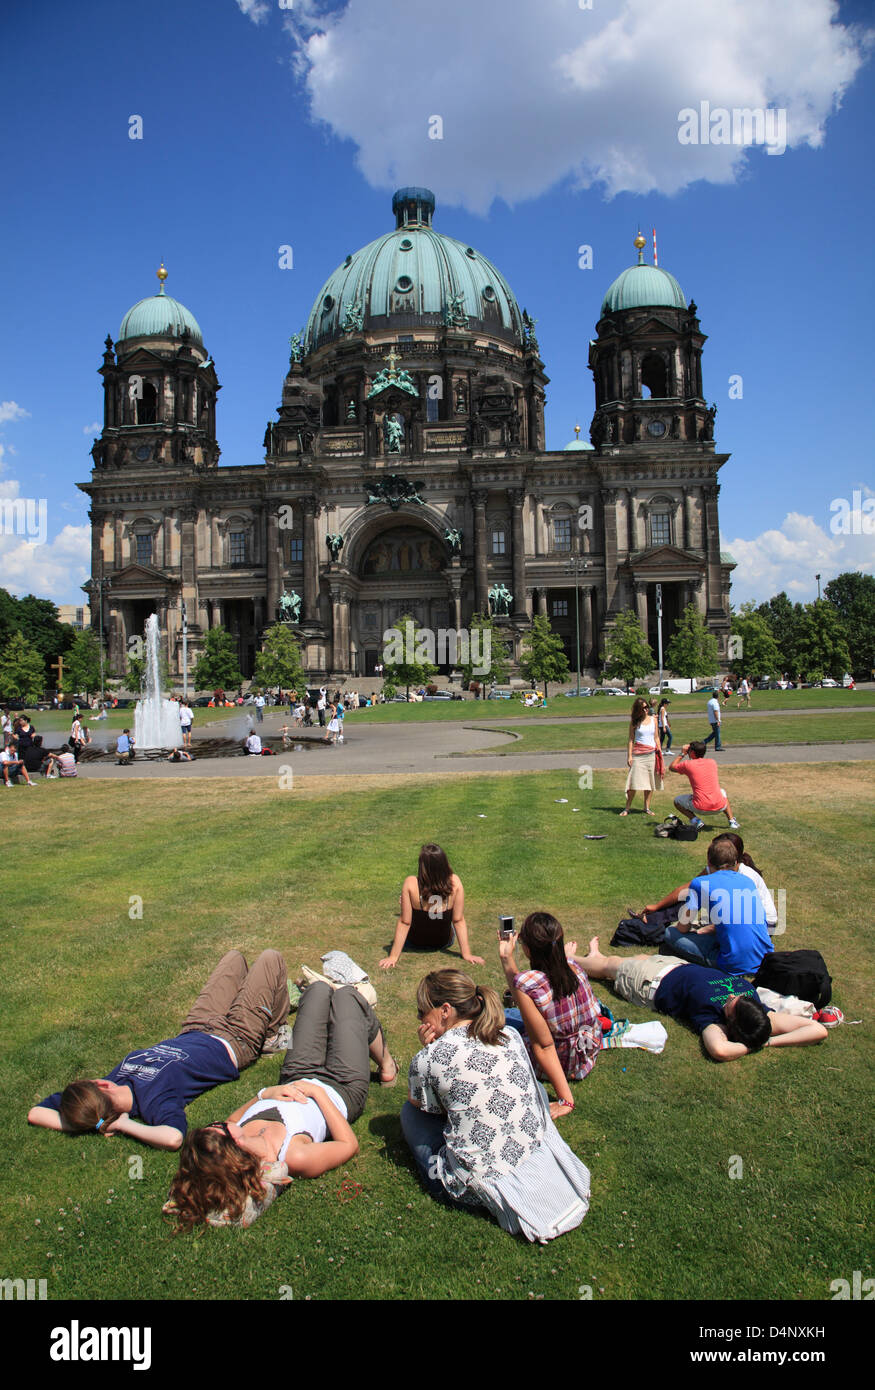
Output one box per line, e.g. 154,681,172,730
118,266,204,345
601,262,686,317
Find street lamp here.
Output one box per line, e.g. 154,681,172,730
82,569,112,704
564,556,590,695
816,573,821,601
181,598,188,701
656,581,664,693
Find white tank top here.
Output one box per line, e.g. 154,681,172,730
240,1081,348,1162
633,718,657,749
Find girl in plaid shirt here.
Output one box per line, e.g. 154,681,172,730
500,913,601,1108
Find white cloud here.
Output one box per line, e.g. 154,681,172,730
277,0,871,212
0,479,91,602
724,508,875,606
236,0,270,23
0,401,30,425
82,422,101,436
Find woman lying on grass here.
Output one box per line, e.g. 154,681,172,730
166,982,396,1229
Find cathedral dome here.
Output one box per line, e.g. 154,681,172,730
118,266,204,346
600,263,686,317
303,188,525,353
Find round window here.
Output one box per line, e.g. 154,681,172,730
465,247,477,259
399,238,413,251
647,420,667,438
482,286,496,302
396,276,414,292
322,295,335,313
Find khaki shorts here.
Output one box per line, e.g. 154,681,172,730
613,955,687,1009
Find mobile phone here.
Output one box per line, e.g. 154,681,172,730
499,915,514,939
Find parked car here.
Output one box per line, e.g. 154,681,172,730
423,691,461,700
563,688,593,698
820,678,838,688
487,687,514,699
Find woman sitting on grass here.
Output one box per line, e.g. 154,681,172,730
379,843,484,970
166,981,396,1229
401,969,591,1242
499,912,601,1103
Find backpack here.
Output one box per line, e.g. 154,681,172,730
654,815,698,842
753,950,832,1010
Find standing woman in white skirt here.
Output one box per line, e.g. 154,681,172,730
324,704,341,745
620,697,663,816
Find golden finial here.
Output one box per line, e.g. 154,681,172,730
156,262,168,294
574,424,581,438
634,230,646,266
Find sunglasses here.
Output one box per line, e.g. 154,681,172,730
207,1120,233,1138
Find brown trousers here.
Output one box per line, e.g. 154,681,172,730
180,950,289,1071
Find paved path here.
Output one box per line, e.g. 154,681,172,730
70,715,875,781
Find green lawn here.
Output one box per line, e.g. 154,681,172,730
456,712,875,755
343,687,874,723
3,759,873,1302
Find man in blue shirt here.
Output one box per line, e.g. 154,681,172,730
571,939,828,1062
116,729,133,765
662,838,773,973
27,950,289,1150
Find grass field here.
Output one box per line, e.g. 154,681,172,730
4,755,873,1303
456,712,875,755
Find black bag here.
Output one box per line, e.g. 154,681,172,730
654,816,698,842
611,905,679,948
753,950,832,1009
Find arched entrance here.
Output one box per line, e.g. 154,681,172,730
352,521,454,674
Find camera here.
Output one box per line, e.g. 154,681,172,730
499,915,515,939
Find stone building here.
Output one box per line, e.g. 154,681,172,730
79,189,733,681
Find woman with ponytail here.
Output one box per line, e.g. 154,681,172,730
499,913,601,1098
402,969,592,1242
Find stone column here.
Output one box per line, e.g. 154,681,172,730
164,514,174,569
448,572,463,631
525,588,535,619
266,505,282,625
537,589,548,616
581,584,594,668
634,580,648,634
330,586,350,672
88,510,103,579
602,490,620,616
471,489,489,614
625,489,636,554
685,489,697,550
113,513,124,569
210,514,220,568
508,487,526,618
703,482,723,614
302,495,320,621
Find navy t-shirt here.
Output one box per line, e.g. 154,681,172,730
653,965,770,1035
40,1031,239,1136
685,869,773,973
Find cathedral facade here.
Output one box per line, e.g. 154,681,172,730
80,188,734,682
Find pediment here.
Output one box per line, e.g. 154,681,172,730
630,544,704,570
626,316,679,338
108,562,177,589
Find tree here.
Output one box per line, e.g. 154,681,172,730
14,594,73,676
191,626,243,691
64,629,102,696
664,603,719,691
460,612,511,688
789,601,852,682
729,604,782,680
254,624,306,691
0,631,48,703
381,613,437,699
755,591,802,674
824,572,875,676
602,609,655,690
519,615,569,698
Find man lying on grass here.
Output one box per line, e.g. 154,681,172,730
27,950,289,1150
571,939,828,1062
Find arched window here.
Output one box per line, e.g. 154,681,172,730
640,354,667,399
139,382,158,424
649,511,672,547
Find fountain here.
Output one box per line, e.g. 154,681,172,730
133,614,182,749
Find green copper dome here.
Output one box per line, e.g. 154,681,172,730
601,263,687,317
118,272,204,346
304,189,525,352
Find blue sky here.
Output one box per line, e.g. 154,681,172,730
1,0,872,607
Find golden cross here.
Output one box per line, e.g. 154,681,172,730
385,346,400,376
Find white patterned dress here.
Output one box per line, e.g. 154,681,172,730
407,1026,546,1204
